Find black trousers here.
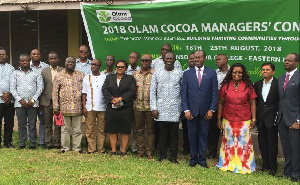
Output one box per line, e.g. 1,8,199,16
258,123,278,172
278,117,300,179
0,103,15,145
181,118,190,152
207,110,220,157
158,121,179,160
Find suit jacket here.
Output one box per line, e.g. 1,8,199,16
40,66,64,106
254,78,279,129
102,74,136,107
181,66,218,117
277,69,300,126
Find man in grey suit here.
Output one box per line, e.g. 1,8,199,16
278,53,299,182
41,52,64,149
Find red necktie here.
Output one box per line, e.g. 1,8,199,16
198,68,202,85
283,73,290,92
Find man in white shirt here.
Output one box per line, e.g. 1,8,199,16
82,59,107,154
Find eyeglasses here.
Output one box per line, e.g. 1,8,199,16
141,59,151,63
91,63,101,66
79,51,88,54
232,71,243,74
116,66,125,69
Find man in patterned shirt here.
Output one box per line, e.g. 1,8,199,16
53,56,85,153
133,54,155,159
10,54,43,150
75,45,92,75
0,47,15,148
30,49,49,148
150,52,182,164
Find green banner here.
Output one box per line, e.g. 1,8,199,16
81,0,299,82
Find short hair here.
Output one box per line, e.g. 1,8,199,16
116,59,128,69
106,55,115,61
19,54,29,60
290,53,299,62
0,47,7,52
217,53,228,60
262,62,275,71
130,51,140,59
66,56,75,61
93,58,101,65
195,50,206,58
49,51,58,56
188,52,195,58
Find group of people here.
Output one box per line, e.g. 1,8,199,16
0,44,299,182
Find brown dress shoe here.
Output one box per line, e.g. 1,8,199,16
136,153,144,158
147,154,154,160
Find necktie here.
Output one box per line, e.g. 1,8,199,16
283,73,290,92
198,68,201,86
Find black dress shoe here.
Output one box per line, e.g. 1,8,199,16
189,162,197,167
58,150,66,154
159,158,166,162
261,167,269,172
200,163,209,168
29,146,36,150
291,177,299,182
4,143,16,148
18,146,26,149
268,170,276,176
46,146,53,149
169,158,179,164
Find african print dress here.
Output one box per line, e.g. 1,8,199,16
216,118,256,174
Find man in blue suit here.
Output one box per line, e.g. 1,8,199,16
181,50,218,168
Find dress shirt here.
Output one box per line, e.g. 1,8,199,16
50,66,59,81
195,66,204,80
30,61,49,74
0,63,15,103
219,80,257,121
262,77,273,102
52,70,85,116
75,58,92,75
216,65,230,90
150,68,182,122
101,69,116,75
82,74,107,111
126,65,141,75
151,56,182,70
286,68,297,80
133,68,155,111
10,68,43,107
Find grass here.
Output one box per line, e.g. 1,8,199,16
0,131,297,185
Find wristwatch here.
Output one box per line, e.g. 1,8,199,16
251,118,257,122
297,120,300,125
30,99,35,103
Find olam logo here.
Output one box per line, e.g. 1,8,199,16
96,10,132,23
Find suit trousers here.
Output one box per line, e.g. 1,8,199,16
181,118,190,153
278,117,300,179
134,110,155,155
44,103,61,147
207,110,220,157
16,107,37,147
258,123,278,172
188,116,210,164
85,111,106,153
0,103,15,145
37,108,45,145
158,121,179,160
61,116,82,152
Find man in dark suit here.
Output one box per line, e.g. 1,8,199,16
254,62,279,176
40,52,64,149
181,50,218,168
277,53,299,182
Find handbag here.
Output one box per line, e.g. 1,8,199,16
53,111,64,126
